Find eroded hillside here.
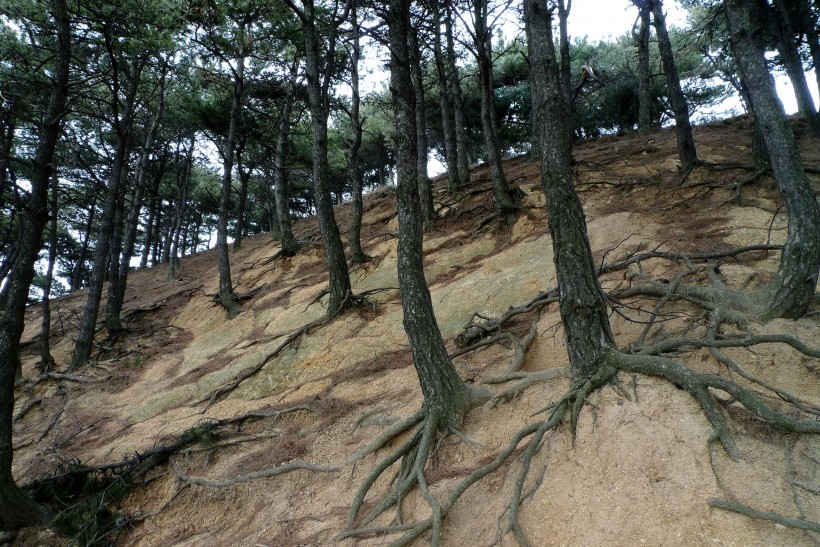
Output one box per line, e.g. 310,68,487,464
11,116,820,546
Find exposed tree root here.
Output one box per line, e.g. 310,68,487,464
170,459,338,488
709,498,820,533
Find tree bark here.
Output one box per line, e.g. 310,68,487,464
651,0,698,171
39,171,59,374
527,0,615,381
0,0,70,528
635,1,653,132
216,51,244,318
168,136,194,281
472,0,516,220
445,2,471,190
769,0,820,137
233,141,250,251
725,0,820,320
347,1,368,263
104,177,127,335
432,2,459,195
409,23,435,227
273,79,299,257
71,54,144,370
287,0,353,319
388,0,471,428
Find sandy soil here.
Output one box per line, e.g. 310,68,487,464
11,115,820,546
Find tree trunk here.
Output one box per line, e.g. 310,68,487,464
70,192,95,291
556,0,573,117
636,1,653,132
104,178,127,336
527,0,615,383
169,137,193,281
233,142,249,251
770,0,820,137
409,24,435,227
651,0,698,171
39,170,59,374
273,84,299,256
388,0,471,428
71,56,144,370
445,2,471,190
216,52,244,319
725,0,820,320
293,0,353,318
472,0,516,220
347,3,368,263
432,2,459,196
0,0,69,528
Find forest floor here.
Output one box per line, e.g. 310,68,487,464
10,114,820,546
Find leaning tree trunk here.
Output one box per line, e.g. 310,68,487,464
409,24,435,227
433,1,459,196
0,0,69,529
725,0,820,320
347,0,368,264
472,0,516,221
104,180,128,336
769,0,820,137
556,0,573,118
651,0,698,171
527,0,616,381
388,0,472,428
70,198,94,292
70,71,140,370
445,2,471,190
233,140,251,251
168,138,193,281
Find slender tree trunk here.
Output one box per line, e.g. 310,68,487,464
39,171,59,374
233,142,249,251
216,52,244,318
725,0,820,320
433,2,459,196
445,2,471,190
169,137,193,280
151,203,162,267
556,0,573,117
0,115,15,211
70,200,94,292
292,0,353,318
273,87,299,256
796,0,820,106
526,0,615,382
636,2,653,132
347,2,368,263
651,0,698,171
472,0,516,220
71,56,144,370
409,24,435,227
770,0,820,137
388,0,471,428
104,177,127,336
1,0,69,528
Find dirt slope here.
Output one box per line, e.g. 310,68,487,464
12,115,820,546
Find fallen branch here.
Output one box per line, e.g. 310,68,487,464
171,459,339,488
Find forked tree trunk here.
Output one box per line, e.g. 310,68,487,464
472,0,516,220
650,0,698,171
526,0,615,381
0,0,69,528
725,0,820,319
388,0,471,427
